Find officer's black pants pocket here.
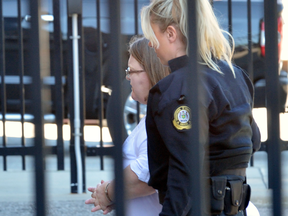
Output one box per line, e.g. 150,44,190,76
224,179,244,215
210,176,227,215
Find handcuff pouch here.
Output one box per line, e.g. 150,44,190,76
210,176,227,214
239,184,251,211
224,179,243,215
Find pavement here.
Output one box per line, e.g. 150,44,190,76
0,155,116,216
0,151,288,216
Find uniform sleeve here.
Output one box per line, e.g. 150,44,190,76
251,118,261,153
129,129,150,183
154,100,208,216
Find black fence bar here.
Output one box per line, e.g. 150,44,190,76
109,0,125,215
187,1,207,215
53,0,64,171
67,13,80,194
86,146,114,156
134,0,138,35
67,8,76,193
0,146,35,155
258,140,288,152
0,0,7,171
247,0,253,79
0,145,57,156
17,0,26,171
134,0,140,124
228,0,233,45
30,0,48,214
264,0,283,215
246,0,254,167
78,13,86,193
96,0,104,170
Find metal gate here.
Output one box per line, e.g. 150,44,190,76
0,0,286,215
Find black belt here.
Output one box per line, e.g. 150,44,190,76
216,168,246,177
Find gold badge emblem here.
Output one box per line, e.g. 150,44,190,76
172,106,192,130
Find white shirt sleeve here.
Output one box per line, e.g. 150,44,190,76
129,117,150,183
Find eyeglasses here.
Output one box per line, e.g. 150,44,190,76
125,67,145,78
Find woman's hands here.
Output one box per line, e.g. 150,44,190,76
85,180,114,214
85,165,156,213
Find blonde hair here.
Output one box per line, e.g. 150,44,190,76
141,0,235,76
128,36,170,87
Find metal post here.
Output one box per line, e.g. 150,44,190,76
109,0,125,215
17,0,26,171
96,0,104,170
247,0,255,167
228,0,233,46
134,0,140,124
71,13,83,194
247,0,253,79
134,0,138,35
30,0,50,214
53,0,65,170
0,0,7,171
187,1,208,215
264,0,282,215
68,13,77,193
78,13,86,193
68,0,85,194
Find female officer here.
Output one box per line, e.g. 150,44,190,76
85,36,170,215
141,0,261,215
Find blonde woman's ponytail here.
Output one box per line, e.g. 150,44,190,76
141,0,235,77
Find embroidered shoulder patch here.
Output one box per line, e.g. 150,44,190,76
172,106,192,130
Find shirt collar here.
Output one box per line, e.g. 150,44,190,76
168,55,189,73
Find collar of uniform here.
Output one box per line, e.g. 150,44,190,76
168,55,189,73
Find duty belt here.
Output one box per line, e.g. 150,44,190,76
216,168,246,177
157,168,247,205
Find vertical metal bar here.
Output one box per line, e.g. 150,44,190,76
134,0,140,124
96,0,104,170
69,11,86,193
247,0,254,167
187,1,207,215
264,0,282,215
247,0,253,79
53,0,64,170
228,0,233,46
72,13,83,194
17,0,26,171
109,0,125,215
134,0,138,35
78,13,86,193
0,0,7,171
30,0,47,214
250,154,254,167
68,14,77,193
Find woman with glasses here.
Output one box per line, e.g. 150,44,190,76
85,36,169,216
140,0,261,215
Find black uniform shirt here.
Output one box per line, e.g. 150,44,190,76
146,55,261,216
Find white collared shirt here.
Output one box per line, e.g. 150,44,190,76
122,116,162,216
